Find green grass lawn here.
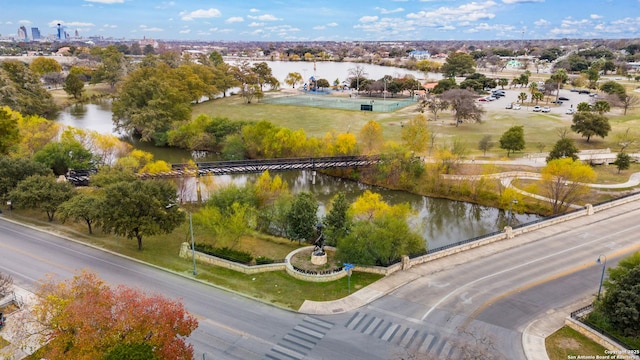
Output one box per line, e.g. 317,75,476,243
193,93,640,160
546,326,609,360
4,209,381,310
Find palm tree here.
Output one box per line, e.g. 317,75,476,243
518,92,528,104
529,82,538,98
532,91,544,105
498,78,509,89
550,69,568,102
593,100,611,114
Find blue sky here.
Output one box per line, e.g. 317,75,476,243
2,0,640,41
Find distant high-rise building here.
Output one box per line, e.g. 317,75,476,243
17,26,28,41
31,27,41,40
56,23,66,40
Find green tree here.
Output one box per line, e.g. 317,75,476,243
57,192,103,234
585,65,600,89
322,192,351,247
0,60,57,118
92,45,126,90
337,211,424,266
541,158,596,214
0,106,20,154
613,152,631,173
286,192,319,244
599,80,626,99
252,62,278,91
9,175,75,221
432,78,458,94
208,50,224,66
592,100,611,114
546,138,580,162
571,112,611,142
29,57,62,76
0,156,52,198
195,202,255,249
499,125,525,157
100,180,185,250
478,135,494,156
576,101,592,112
316,78,330,89
518,92,527,104
112,63,191,143
285,72,303,88
441,52,476,77
63,73,85,100
33,140,94,176
550,68,568,102
105,343,158,360
599,262,640,338
497,78,509,89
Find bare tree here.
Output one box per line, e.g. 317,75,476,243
441,89,486,127
0,272,13,298
419,94,450,122
348,64,368,94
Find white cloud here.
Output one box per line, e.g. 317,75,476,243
47,20,95,28
534,19,550,26
248,22,265,27
359,16,379,23
313,25,326,30
155,2,175,9
179,29,191,34
407,1,497,26
502,0,543,3
18,20,32,25
84,0,124,3
249,8,259,13
139,25,163,32
180,8,222,21
327,22,338,27
376,7,404,14
590,14,603,19
226,17,244,24
247,14,282,21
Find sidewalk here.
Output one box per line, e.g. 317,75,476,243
0,287,39,359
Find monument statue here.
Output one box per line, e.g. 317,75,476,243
313,223,325,255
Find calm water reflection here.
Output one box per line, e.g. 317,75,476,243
204,171,542,250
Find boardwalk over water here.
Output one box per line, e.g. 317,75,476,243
66,155,383,185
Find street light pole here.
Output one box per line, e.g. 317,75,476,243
596,254,607,300
507,199,518,228
190,211,197,276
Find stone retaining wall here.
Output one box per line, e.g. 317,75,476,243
284,246,346,282
179,242,286,274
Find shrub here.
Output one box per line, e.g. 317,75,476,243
194,244,253,264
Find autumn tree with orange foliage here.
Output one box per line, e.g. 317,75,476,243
26,271,198,360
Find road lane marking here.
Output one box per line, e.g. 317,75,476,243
460,241,640,329
420,222,640,321
0,241,75,274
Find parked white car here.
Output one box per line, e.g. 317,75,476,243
566,108,575,115
541,106,551,113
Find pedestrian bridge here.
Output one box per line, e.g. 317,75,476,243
65,155,383,185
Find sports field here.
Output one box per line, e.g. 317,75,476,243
263,92,417,112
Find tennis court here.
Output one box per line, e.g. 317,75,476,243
263,93,417,112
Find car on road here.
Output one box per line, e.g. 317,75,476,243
578,90,590,94
513,104,521,110
566,108,575,115
532,106,541,112
505,103,513,109
559,96,570,101
551,100,563,104
541,106,551,113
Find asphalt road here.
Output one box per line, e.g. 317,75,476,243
2,199,639,359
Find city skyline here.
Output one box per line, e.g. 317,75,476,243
1,0,640,42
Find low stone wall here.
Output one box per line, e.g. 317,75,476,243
179,242,286,274
565,318,640,359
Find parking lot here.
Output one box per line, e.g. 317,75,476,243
478,87,596,117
